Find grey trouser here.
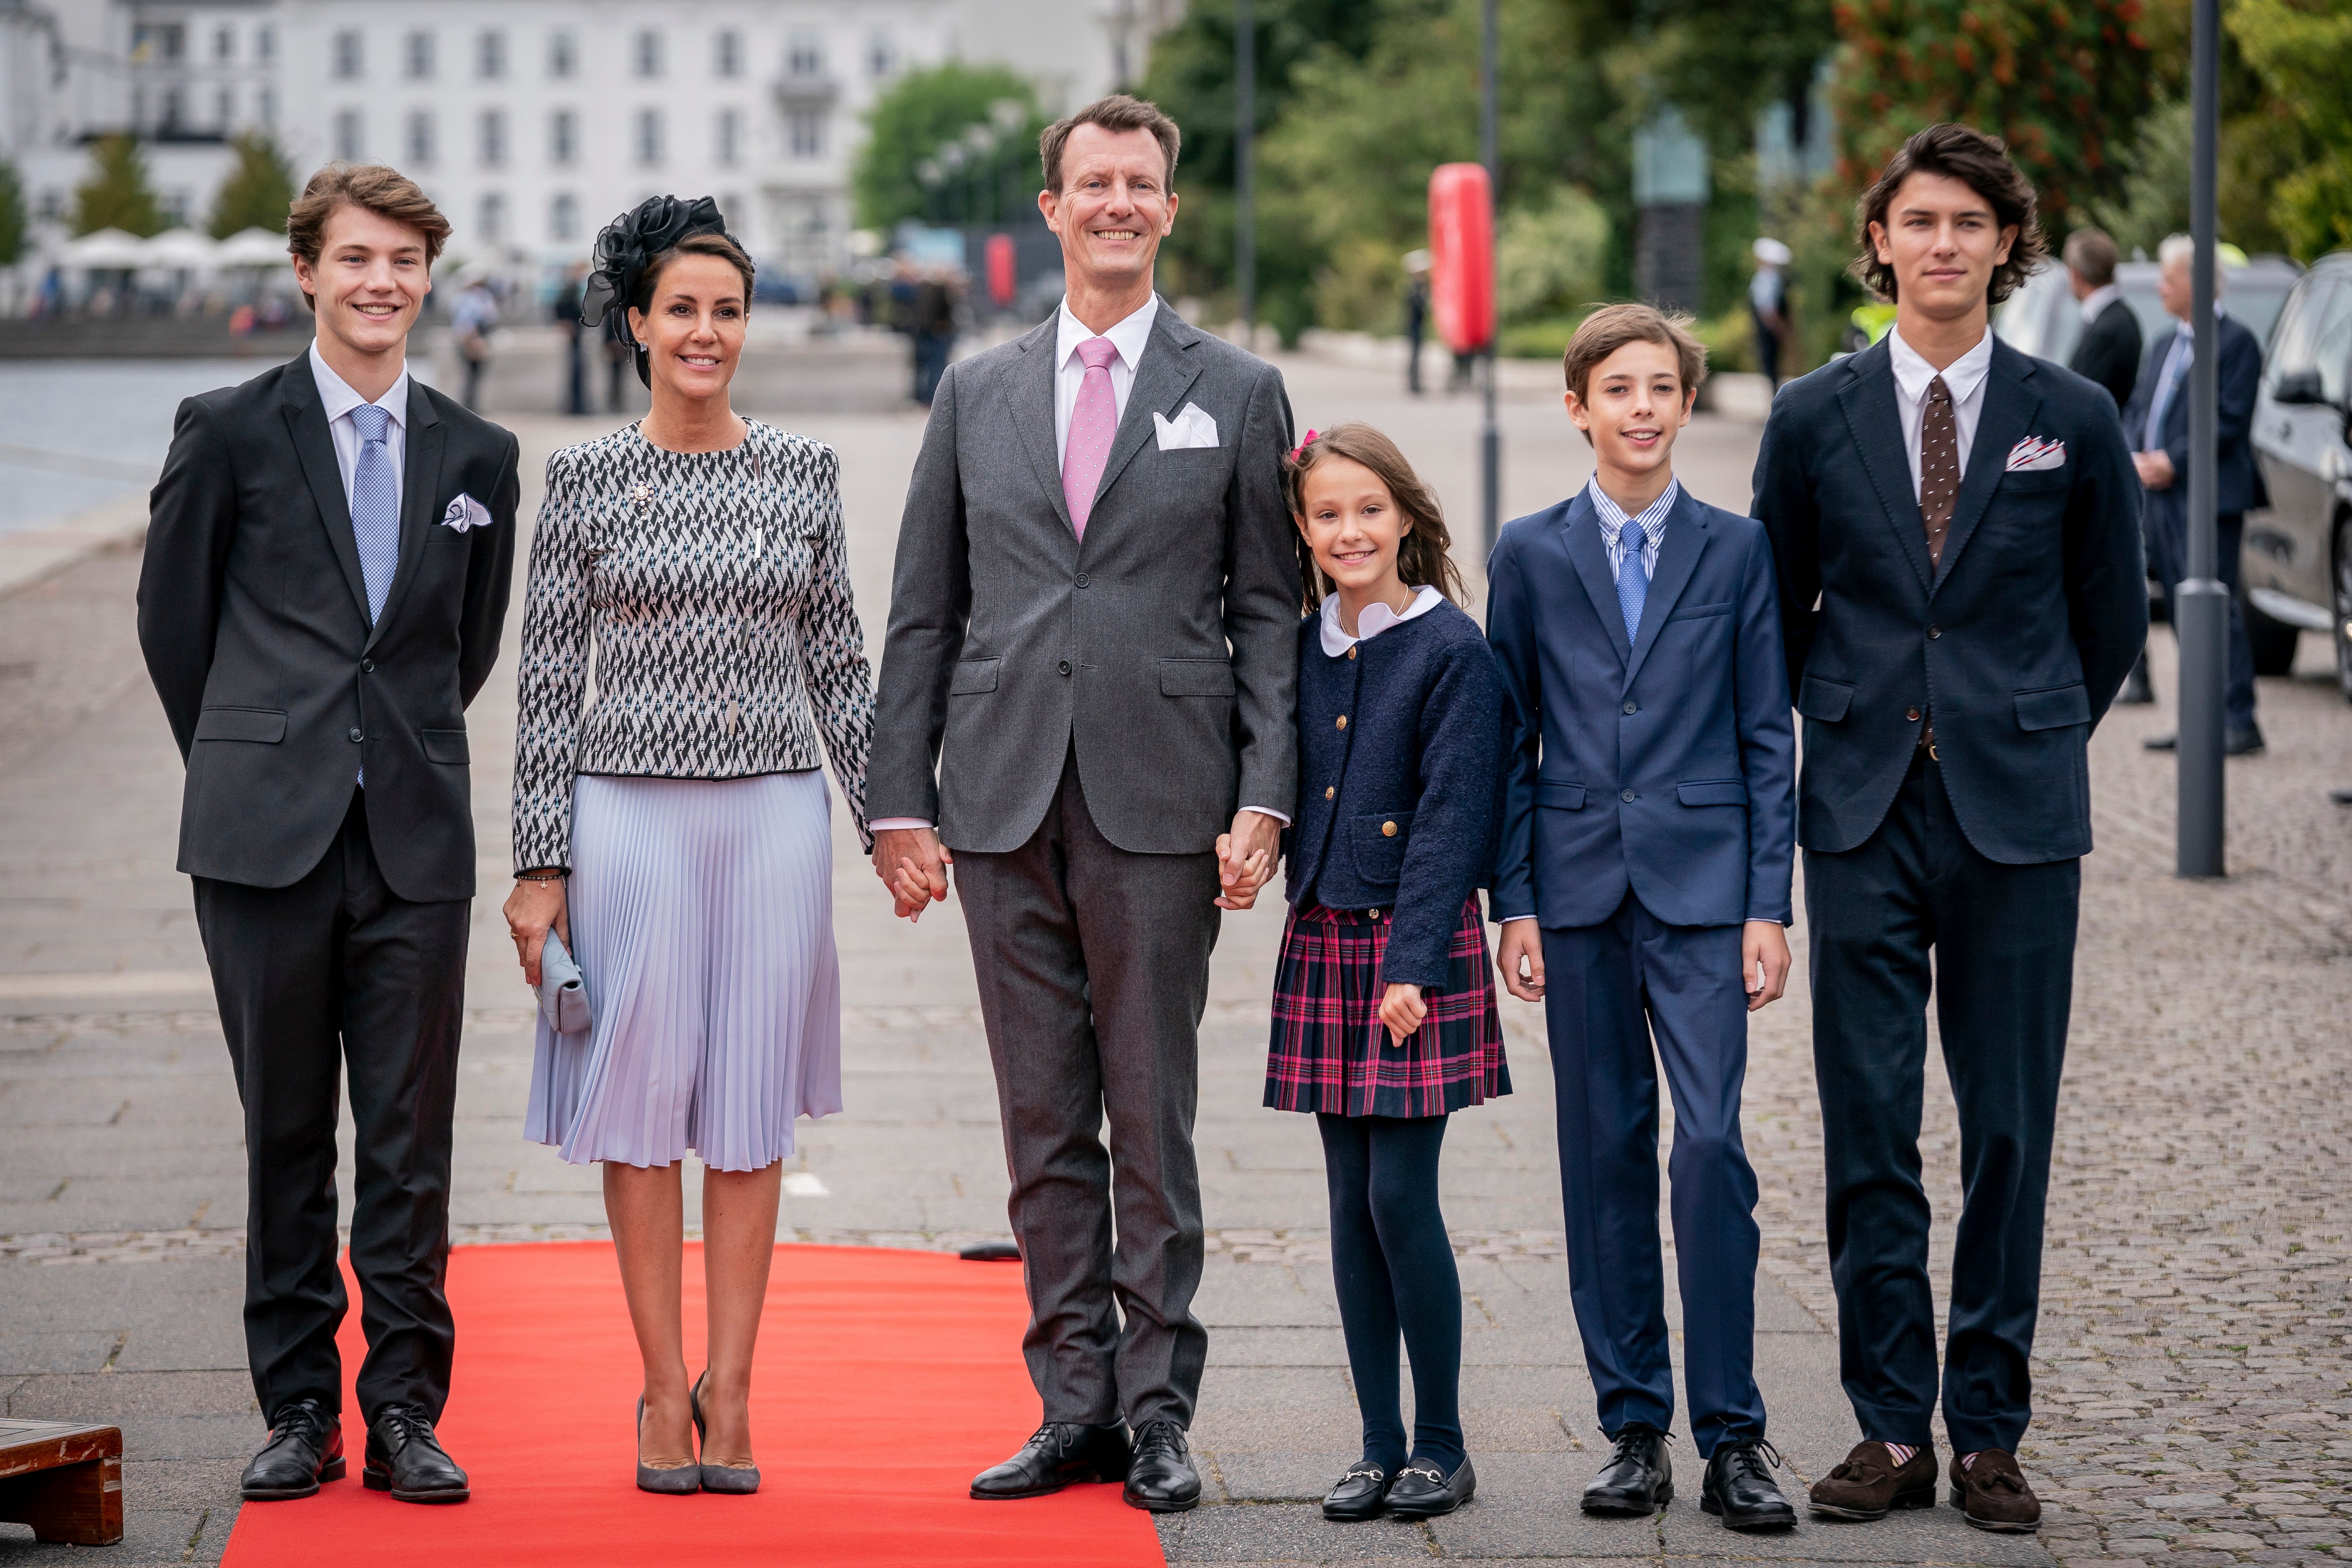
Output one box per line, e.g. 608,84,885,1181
952,748,1220,1430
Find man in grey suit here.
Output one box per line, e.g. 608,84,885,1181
869,94,1299,1513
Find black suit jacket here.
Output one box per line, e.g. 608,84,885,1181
2068,295,2142,413
2119,311,2270,518
137,353,519,902
1752,335,2146,863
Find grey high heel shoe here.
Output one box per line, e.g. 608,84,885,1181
636,1395,701,1494
691,1372,761,1494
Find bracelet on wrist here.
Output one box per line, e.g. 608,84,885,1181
517,871,567,882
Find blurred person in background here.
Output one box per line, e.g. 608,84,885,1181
2122,233,2268,756
2064,228,2149,702
450,264,498,411
553,261,589,417
912,265,959,406
1403,250,1431,395
1750,237,1793,388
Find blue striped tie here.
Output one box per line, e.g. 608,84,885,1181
349,403,399,626
1616,530,1647,643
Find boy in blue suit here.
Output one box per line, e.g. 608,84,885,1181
1487,305,1798,1531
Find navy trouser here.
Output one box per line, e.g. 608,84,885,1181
1541,891,1765,1458
1804,752,2078,1456
2147,497,2257,732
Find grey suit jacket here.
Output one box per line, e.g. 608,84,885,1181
870,301,1301,855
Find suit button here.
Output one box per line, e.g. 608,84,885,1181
1906,707,1922,722
1324,786,1335,800
1382,820,1398,837
1621,788,1637,802
1928,625,1942,639
361,660,375,674
1057,660,1071,675
1623,701,1638,715
1074,572,1090,588
1335,715,1348,730
348,727,364,743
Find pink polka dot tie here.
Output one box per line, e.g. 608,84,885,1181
1061,336,1119,538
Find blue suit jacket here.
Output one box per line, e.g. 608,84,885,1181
2119,311,2270,519
1487,487,1796,930
1753,335,2147,863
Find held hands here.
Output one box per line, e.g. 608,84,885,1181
874,826,953,922
502,876,571,988
1380,982,1428,1045
1742,920,1792,1012
1216,810,1281,911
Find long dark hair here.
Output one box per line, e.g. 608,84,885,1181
1852,123,2046,307
1281,422,1467,615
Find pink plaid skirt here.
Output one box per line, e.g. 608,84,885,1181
1264,899,1509,1119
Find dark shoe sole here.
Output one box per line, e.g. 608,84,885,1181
1809,1484,1935,1521
1322,1501,1386,1522
970,1465,1127,1501
1123,1489,1201,1513
363,1468,469,1504
1583,1482,1671,1516
1703,1493,1798,1531
1386,1493,1470,1520
1952,1486,2040,1532
242,1457,344,1501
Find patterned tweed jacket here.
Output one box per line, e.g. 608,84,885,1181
511,420,875,872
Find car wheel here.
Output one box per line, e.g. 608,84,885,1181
2244,597,2302,677
2336,512,2352,703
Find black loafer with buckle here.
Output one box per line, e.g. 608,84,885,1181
1322,1462,1391,1521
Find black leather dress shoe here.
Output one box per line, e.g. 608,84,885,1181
1322,1463,1390,1522
364,1405,469,1503
2146,727,2268,756
1386,1455,1476,1519
970,1421,1130,1500
240,1399,344,1501
1122,1420,1202,1513
1702,1438,1797,1531
1583,1423,1673,1514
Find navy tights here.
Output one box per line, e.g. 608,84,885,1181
1318,1112,1464,1474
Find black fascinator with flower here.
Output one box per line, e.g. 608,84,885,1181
581,195,747,386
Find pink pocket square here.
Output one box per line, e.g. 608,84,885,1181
2006,437,2067,473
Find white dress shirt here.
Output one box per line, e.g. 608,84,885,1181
1887,325,1994,501
2141,307,2225,453
1053,293,1158,468
1586,474,1682,584
309,338,410,515
1318,583,1442,658
2076,282,2121,325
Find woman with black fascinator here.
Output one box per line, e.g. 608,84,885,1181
502,196,876,1496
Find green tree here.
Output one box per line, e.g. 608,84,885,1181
73,133,164,236
851,64,1041,232
208,130,296,238
0,157,25,266
2229,0,2352,258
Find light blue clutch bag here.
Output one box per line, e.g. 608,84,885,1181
538,930,591,1035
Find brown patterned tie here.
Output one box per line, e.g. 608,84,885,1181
1919,374,1958,569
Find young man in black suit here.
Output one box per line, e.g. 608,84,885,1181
136,163,519,1505
1751,124,2144,1532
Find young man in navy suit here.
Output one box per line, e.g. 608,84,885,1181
1752,125,2145,1531
1489,305,1798,1532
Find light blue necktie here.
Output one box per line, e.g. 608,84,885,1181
2147,333,2190,451
1615,529,1647,643
349,402,399,626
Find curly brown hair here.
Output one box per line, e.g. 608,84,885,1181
1281,422,1467,615
1852,123,2046,307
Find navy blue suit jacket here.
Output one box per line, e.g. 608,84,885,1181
1753,335,2147,863
1487,486,1796,930
2119,311,2270,519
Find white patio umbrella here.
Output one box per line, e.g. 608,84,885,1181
142,227,221,269
214,227,291,268
61,228,150,269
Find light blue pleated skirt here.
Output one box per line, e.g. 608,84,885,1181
524,770,841,1171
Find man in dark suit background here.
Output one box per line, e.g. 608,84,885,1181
2064,228,2141,411
137,163,518,1506
2122,233,2271,755
1752,124,2144,1531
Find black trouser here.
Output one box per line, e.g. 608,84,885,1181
2146,499,2257,732
192,791,470,1425
1802,752,2078,1456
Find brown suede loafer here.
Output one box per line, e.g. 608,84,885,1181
1807,1441,1937,1520
1950,1449,2040,1532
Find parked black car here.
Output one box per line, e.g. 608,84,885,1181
2244,252,2352,698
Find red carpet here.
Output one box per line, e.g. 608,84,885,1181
222,1243,1166,1568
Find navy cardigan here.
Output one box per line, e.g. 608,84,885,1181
1282,598,1509,988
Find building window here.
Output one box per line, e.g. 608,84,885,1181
404,30,433,79
551,193,578,242
215,87,233,128
335,108,363,161
867,29,893,77
477,31,505,79
635,108,663,164
159,87,184,131
787,31,822,77
332,30,362,79
479,192,505,243
214,26,233,60
633,30,661,78
146,23,185,60
479,109,506,168
406,110,434,165
258,86,276,128
550,108,576,165
160,190,189,228
715,30,740,77
715,108,740,166
788,109,822,159
548,30,576,77
256,25,274,61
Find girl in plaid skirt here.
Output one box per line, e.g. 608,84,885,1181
1258,424,1510,1523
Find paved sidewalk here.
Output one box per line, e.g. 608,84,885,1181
3,349,2346,1566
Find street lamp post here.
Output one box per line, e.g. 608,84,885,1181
1479,0,1501,554
2176,0,2226,877
1235,0,1255,338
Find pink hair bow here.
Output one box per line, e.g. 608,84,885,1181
1288,429,1319,462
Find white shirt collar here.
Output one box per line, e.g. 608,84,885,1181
1887,324,1994,406
1056,293,1158,374
1319,583,1443,658
309,339,410,428
2171,302,2226,338
2077,283,2121,323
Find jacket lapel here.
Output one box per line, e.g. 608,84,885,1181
1833,339,1935,596
1559,491,1629,667
1623,489,1711,687
1931,341,2039,594
365,381,446,650
1089,302,1206,521
1002,318,1074,536
281,357,371,625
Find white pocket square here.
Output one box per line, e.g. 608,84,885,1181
1152,404,1220,451
439,492,494,532
2005,437,2067,472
